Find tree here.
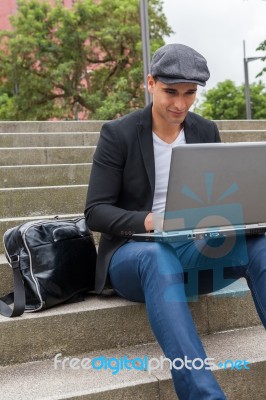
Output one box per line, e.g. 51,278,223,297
196,80,266,120
0,0,173,120
256,39,266,78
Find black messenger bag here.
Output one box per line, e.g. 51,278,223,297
0,217,97,318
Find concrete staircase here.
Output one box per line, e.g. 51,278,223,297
0,119,266,400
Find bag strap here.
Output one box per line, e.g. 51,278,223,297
0,255,26,317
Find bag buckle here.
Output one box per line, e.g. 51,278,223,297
10,255,20,268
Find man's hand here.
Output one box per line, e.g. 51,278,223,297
144,212,164,232
144,213,154,232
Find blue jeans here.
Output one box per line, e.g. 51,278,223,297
108,235,266,399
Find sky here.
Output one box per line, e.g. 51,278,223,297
162,0,266,97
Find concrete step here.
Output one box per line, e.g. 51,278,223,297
0,164,92,188
1,130,266,153
0,254,12,298
0,132,99,147
0,121,105,133
215,120,266,130
0,147,95,166
0,280,261,366
0,291,156,366
1,120,265,133
0,326,265,399
220,130,266,142
0,185,88,218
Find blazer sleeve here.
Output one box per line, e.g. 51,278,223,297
84,122,149,236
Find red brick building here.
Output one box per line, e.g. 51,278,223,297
0,0,17,30
0,0,75,30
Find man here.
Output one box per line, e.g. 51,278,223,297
85,44,266,399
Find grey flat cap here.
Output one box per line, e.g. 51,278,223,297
150,43,210,86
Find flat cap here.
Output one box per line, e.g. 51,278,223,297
150,43,210,86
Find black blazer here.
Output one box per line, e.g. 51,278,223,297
84,103,221,293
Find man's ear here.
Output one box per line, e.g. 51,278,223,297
147,74,156,94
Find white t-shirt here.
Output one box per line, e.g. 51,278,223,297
152,129,186,214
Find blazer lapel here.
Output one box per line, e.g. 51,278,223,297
184,113,201,143
137,103,155,195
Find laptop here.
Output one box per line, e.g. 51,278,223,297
132,142,266,242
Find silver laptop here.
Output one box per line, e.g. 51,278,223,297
132,142,266,242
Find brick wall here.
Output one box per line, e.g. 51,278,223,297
0,0,75,31
0,0,17,30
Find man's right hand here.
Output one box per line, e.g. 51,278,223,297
144,213,154,232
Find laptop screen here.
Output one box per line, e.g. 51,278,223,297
164,142,266,232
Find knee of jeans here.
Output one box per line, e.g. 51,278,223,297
136,242,182,278
246,237,266,276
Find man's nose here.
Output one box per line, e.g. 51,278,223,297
174,96,186,110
